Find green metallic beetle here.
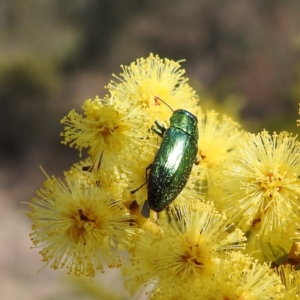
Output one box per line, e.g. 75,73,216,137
147,106,199,212
131,98,199,213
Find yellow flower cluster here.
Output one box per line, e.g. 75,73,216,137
28,170,133,276
27,54,300,299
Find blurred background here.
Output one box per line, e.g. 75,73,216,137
1,1,300,299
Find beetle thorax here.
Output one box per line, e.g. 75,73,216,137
170,110,199,140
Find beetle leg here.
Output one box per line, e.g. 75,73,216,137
194,155,201,165
152,121,166,137
130,164,152,194
130,181,147,194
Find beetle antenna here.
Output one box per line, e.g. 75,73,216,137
154,96,174,112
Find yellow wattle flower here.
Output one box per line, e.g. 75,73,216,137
193,109,245,200
123,201,246,298
275,265,300,299
204,252,284,300
107,53,199,129
27,170,134,277
61,96,146,169
220,130,300,243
